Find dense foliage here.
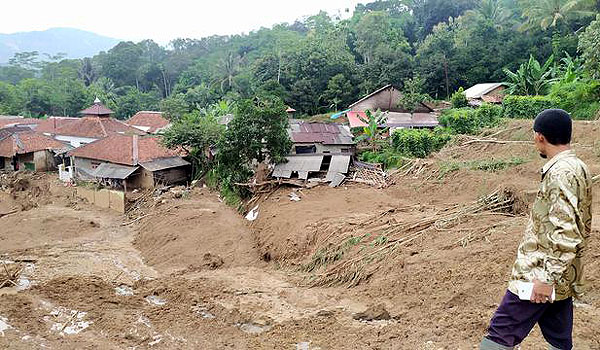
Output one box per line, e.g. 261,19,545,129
502,95,559,118
391,128,453,158
0,0,598,118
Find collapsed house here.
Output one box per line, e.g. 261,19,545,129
464,83,507,106
272,121,354,182
0,128,67,171
346,84,439,131
41,99,145,148
126,111,171,134
67,134,190,190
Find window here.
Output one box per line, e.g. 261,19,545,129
91,161,101,170
295,145,316,154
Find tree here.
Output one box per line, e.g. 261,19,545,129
160,93,189,121
464,0,513,28
357,109,388,149
578,14,600,78
519,0,596,57
79,57,97,86
398,76,430,112
503,54,557,95
162,111,225,177
216,97,292,188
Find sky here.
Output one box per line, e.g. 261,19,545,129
0,0,361,44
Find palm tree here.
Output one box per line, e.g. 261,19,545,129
519,0,596,56
465,0,513,29
214,52,242,92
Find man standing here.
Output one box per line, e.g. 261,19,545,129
480,109,593,350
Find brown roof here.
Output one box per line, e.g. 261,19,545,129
35,117,80,134
79,101,114,116
289,121,354,145
0,131,66,157
0,117,42,129
54,117,146,139
68,134,185,166
126,111,170,133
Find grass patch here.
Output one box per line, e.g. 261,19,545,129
439,157,527,179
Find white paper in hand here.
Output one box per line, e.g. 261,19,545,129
516,281,555,302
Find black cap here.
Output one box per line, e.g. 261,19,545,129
533,109,572,145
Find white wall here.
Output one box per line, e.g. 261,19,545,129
55,135,98,148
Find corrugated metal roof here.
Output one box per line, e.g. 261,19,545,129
348,112,438,128
464,83,505,99
290,121,354,145
93,163,139,180
140,157,190,172
272,155,324,179
328,155,351,174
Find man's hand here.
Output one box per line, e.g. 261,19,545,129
531,279,554,303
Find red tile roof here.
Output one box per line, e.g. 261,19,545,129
126,111,170,133
80,102,114,116
67,134,185,166
35,117,80,134
54,117,146,138
0,131,66,157
0,117,42,129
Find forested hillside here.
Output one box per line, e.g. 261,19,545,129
0,0,599,119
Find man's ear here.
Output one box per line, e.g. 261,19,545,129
534,132,545,144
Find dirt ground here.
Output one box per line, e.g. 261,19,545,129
0,120,599,349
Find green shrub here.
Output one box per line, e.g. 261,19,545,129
359,148,407,169
451,87,468,108
439,105,503,135
438,108,479,134
474,103,503,127
549,80,600,120
391,128,452,158
502,95,559,119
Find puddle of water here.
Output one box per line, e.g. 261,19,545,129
238,322,271,334
115,285,134,296
0,316,12,336
145,295,166,306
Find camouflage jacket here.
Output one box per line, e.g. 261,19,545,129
508,150,593,300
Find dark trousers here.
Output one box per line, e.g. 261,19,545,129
484,290,573,350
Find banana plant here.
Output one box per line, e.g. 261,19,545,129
503,54,557,95
357,109,388,149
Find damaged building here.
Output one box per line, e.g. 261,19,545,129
272,121,354,183
67,134,190,191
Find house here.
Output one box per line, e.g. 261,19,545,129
67,134,190,190
126,111,171,134
346,85,438,130
349,85,433,114
464,83,507,106
36,116,79,135
272,121,354,181
45,99,145,148
0,129,67,171
0,116,42,130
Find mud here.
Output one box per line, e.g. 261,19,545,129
0,120,599,349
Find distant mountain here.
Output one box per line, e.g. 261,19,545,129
0,27,120,63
